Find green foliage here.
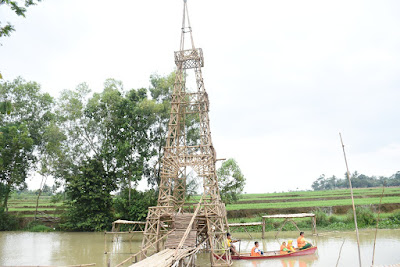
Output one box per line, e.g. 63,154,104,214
312,171,400,191
25,220,54,232
113,188,157,221
217,158,246,204
50,192,63,204
313,209,330,226
388,210,400,224
0,0,42,38
0,78,54,210
0,207,20,230
0,123,34,208
347,206,376,227
61,158,116,231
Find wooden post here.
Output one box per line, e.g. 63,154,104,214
312,216,317,235
262,217,265,239
104,232,107,254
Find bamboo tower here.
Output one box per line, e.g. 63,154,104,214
140,1,232,266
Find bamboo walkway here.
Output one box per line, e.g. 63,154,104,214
128,248,191,267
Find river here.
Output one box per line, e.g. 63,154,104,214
1,229,399,266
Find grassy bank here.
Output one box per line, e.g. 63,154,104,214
3,187,400,232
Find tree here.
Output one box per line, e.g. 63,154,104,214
310,171,400,190
148,73,175,186
0,78,53,210
61,158,116,231
35,121,67,218
111,87,161,203
0,123,33,210
0,0,42,38
217,158,246,204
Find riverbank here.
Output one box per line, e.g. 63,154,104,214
3,187,400,232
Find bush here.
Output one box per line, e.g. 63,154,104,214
388,210,400,224
313,209,329,226
25,221,54,232
347,206,376,227
25,220,54,232
0,208,20,230
328,215,341,224
113,188,157,222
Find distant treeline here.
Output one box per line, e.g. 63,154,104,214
311,171,400,191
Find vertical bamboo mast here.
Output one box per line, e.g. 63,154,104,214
339,133,362,267
372,183,385,266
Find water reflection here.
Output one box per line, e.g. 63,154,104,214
1,229,400,266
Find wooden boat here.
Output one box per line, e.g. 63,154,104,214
226,246,318,260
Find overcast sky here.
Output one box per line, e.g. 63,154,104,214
1,0,399,193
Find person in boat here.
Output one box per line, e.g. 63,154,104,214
227,233,240,255
280,241,291,254
286,240,296,252
297,232,312,250
251,241,264,256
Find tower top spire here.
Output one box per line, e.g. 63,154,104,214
180,0,195,51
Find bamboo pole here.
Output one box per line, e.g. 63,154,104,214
339,133,362,267
262,217,265,239
372,183,386,266
335,239,346,267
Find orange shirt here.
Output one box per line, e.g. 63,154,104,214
280,244,286,251
251,247,261,256
297,236,306,248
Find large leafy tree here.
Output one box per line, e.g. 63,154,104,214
217,158,246,204
0,123,33,209
112,88,161,203
0,78,53,210
148,73,175,186
61,158,116,231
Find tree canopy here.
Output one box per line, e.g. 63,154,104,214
311,171,400,191
0,0,42,38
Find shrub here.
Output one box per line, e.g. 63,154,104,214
347,206,376,227
0,208,20,230
113,188,157,222
388,210,400,224
313,209,329,226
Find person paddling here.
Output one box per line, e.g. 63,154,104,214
297,232,312,250
251,241,264,256
227,233,240,255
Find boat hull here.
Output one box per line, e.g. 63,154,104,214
230,246,318,260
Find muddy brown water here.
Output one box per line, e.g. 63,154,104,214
1,229,400,266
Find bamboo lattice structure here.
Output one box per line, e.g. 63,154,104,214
135,0,232,266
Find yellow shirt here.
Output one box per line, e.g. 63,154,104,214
227,238,232,247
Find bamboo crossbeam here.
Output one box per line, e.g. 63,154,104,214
262,213,315,219
228,222,263,227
